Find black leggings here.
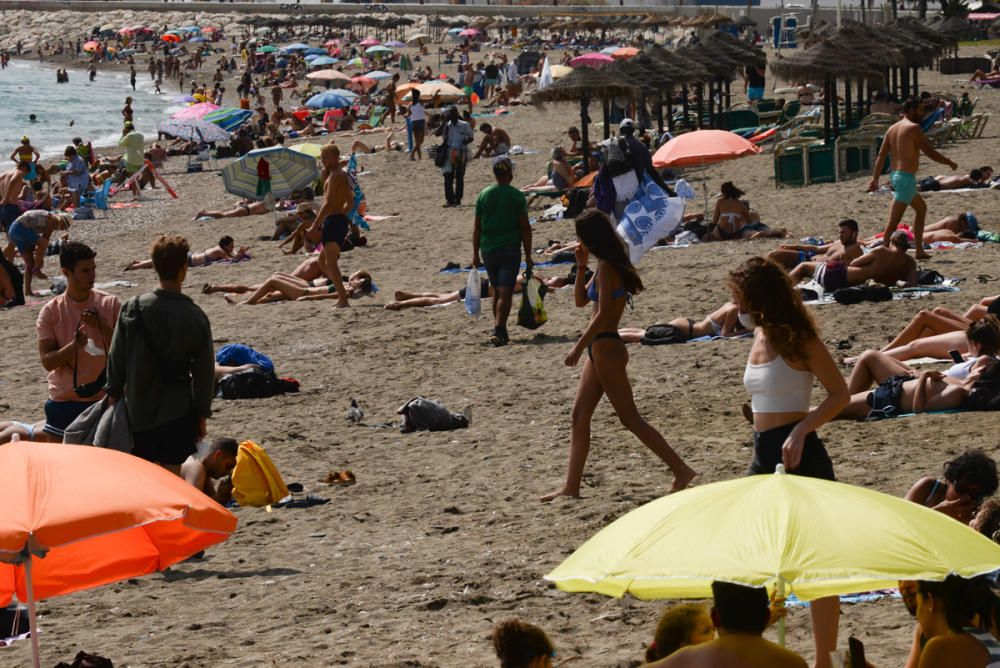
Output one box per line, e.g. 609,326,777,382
587,331,623,361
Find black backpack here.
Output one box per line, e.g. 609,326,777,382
605,137,634,177
217,369,299,400
562,188,589,219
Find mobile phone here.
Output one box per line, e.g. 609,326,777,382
848,636,866,668
948,349,964,364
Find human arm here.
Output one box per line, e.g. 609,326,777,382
473,135,489,159
904,623,923,668
38,333,85,373
869,138,891,190
79,307,115,343
904,263,918,288
472,213,482,267
191,315,215,436
780,243,826,253
784,337,850,470
518,205,532,272
918,134,957,171
573,245,590,308
566,264,618,366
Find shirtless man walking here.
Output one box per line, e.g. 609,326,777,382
1,162,29,261
768,219,862,270
869,97,957,260
306,144,352,308
791,230,917,291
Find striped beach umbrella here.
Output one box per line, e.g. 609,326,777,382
156,118,231,144
221,147,319,201
203,107,253,132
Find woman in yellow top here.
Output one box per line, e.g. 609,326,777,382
10,136,39,180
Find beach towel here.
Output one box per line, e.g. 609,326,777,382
62,396,133,453
801,279,961,306
215,343,275,373
616,176,685,264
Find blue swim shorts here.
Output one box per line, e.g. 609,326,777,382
890,171,918,205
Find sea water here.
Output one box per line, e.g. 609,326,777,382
0,60,183,159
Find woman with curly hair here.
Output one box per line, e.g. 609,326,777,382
727,256,849,668
541,209,695,502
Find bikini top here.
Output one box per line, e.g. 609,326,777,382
586,270,627,303
743,354,813,413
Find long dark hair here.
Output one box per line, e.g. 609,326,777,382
963,359,1000,411
727,257,818,362
492,619,553,668
575,208,643,295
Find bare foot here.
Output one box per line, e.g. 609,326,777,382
123,262,137,271
842,356,858,366
393,290,406,301
384,301,403,310
201,283,212,294
669,466,697,494
223,294,238,305
916,251,932,260
540,487,580,502
32,268,48,280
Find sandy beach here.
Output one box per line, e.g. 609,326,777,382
1,20,999,666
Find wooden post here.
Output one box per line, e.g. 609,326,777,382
844,76,852,129
858,78,865,119
603,98,611,140
682,84,690,128
832,76,841,139
656,91,664,133
667,89,675,132
580,96,591,161
823,75,831,145
912,66,919,96
696,84,704,129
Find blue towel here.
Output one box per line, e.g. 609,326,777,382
215,343,274,373
438,258,571,274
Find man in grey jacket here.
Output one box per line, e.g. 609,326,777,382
106,235,215,475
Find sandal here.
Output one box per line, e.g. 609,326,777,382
201,283,212,294
321,470,356,485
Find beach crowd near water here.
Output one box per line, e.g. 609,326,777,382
3,8,1000,667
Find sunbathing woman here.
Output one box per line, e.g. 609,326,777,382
384,270,577,310
541,209,695,502
704,182,785,241
862,221,980,247
521,147,575,193
126,236,249,270
226,270,374,305
349,130,404,155
618,302,748,344
835,353,1000,420
203,257,327,296
194,198,272,219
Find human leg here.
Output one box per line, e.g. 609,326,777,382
618,328,647,344
810,596,840,668
788,261,819,282
847,350,913,394
881,309,967,350
910,195,930,259
881,199,909,242
384,291,461,310
493,286,513,334
590,339,695,492
767,248,802,269
454,157,466,204
444,170,456,205
540,357,604,502
240,276,307,304
882,331,969,361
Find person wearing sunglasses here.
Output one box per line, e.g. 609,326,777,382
36,241,120,440
905,449,999,524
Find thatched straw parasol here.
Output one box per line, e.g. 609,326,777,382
705,31,767,68
534,68,640,158
934,16,975,40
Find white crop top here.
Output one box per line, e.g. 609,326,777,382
743,355,813,413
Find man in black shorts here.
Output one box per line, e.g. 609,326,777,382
106,235,215,474
307,144,352,308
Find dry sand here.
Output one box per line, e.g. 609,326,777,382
1,42,1000,668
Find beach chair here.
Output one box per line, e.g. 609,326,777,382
79,179,111,211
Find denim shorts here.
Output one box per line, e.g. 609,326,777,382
8,221,40,252
482,245,521,289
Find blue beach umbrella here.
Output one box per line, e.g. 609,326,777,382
326,88,359,99
221,147,319,200
189,36,207,43
305,91,353,109
157,118,231,144
365,70,392,80
305,47,329,56
309,56,339,67
365,45,393,55
172,94,198,103
203,107,254,132
284,42,310,51
304,54,320,62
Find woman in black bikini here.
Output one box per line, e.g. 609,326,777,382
905,450,999,524
541,209,695,502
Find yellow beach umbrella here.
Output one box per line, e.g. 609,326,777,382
546,466,1000,603
290,142,323,158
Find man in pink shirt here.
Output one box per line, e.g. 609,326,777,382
36,242,120,440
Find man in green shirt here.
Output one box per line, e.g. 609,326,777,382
472,156,532,347
106,235,215,475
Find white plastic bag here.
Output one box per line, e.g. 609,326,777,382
464,267,481,316
616,176,686,265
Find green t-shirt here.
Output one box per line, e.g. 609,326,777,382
475,183,527,255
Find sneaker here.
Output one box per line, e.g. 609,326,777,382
488,329,509,347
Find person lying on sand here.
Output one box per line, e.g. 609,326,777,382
918,166,993,192
0,420,48,444
846,313,1000,371
224,270,374,305
862,212,982,247
767,219,862,270
834,352,1000,421
349,130,404,156
904,449,998,524
125,235,248,270
194,198,272,220
202,257,329,297
181,436,237,504
617,302,748,344
853,297,1000,362
790,229,917,292
383,270,573,310
703,182,785,241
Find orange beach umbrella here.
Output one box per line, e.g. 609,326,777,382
652,129,762,168
0,442,237,668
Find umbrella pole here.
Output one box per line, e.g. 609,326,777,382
25,555,41,668
776,577,787,647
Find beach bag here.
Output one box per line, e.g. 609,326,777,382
217,368,299,400
73,205,94,220
397,397,469,432
917,269,944,285
517,273,548,330
616,176,685,264
433,143,448,168
562,188,589,219
464,267,482,316
231,440,289,507
55,652,114,668
605,137,633,177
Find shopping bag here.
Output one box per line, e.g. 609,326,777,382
516,272,548,329
465,267,481,316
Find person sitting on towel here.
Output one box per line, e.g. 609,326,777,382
789,229,917,292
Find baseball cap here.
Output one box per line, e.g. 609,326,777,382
619,118,635,131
